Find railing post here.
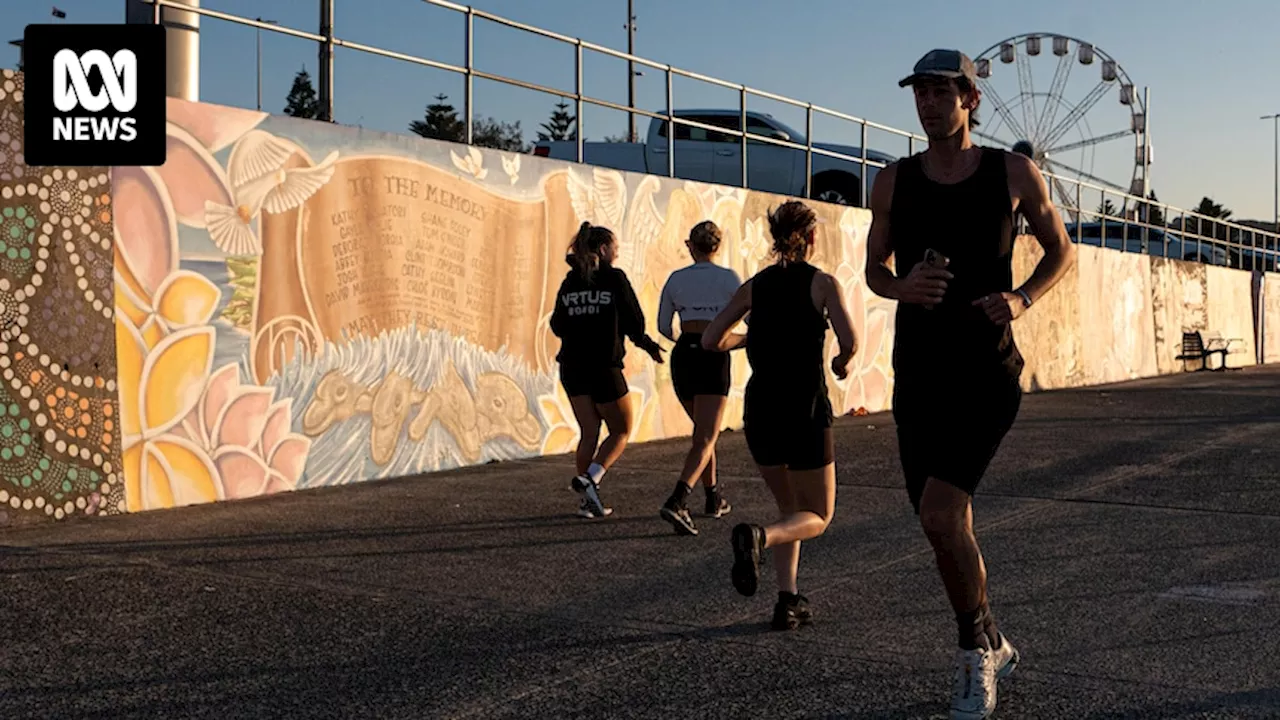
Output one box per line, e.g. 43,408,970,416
318,0,334,122
1075,180,1082,243
804,105,813,199
1181,213,1188,260
859,121,868,207
152,0,161,25
665,69,674,178
464,8,474,145
739,87,748,189
1100,189,1107,247
1122,197,1129,251
574,41,583,164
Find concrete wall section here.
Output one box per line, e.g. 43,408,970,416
1205,265,1258,368
1149,258,1209,375
1265,275,1280,364
1078,248,1161,385
1011,236,1084,392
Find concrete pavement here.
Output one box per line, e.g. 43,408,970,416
4,367,1280,718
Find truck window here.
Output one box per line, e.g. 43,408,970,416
657,114,739,143
745,116,779,138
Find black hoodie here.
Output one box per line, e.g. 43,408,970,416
551,256,660,369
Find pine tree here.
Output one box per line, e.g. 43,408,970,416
409,94,466,142
283,66,321,119
537,99,576,142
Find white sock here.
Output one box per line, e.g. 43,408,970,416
587,463,606,484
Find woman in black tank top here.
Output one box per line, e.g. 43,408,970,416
702,200,858,630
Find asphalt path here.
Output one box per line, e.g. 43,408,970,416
4,366,1280,719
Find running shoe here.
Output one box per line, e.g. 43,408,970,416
950,633,1020,720
660,502,698,536
704,489,732,518
570,474,607,518
576,498,613,519
730,523,765,597
771,593,814,631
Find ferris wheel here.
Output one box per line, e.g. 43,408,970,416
971,34,1151,221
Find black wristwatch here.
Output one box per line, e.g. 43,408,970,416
1014,289,1033,308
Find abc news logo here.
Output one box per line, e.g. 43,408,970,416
53,49,140,142
24,24,166,167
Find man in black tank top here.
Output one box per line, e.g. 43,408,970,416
865,49,1076,720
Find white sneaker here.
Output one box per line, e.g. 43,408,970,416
950,634,1019,720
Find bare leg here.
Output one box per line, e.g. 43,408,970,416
566,395,601,476
918,478,986,614
758,462,836,592
918,477,1010,654
757,464,799,593
592,393,634,472
676,395,728,490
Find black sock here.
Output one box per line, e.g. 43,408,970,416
983,603,1002,649
667,482,691,508
956,601,1001,651
778,590,798,604
705,483,720,497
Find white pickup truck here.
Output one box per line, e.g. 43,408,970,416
532,108,899,207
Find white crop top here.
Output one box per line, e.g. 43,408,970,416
657,261,743,340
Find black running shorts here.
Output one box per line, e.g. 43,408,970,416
559,364,629,405
893,375,1022,513
671,333,731,403
743,391,835,471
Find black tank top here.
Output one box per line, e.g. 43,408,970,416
744,261,833,424
889,147,1024,385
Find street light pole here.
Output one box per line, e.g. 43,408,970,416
1266,113,1280,233
256,18,278,111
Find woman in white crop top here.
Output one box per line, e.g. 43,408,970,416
655,220,745,537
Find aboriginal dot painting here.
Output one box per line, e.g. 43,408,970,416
0,68,124,523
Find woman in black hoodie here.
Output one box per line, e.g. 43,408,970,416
551,221,665,519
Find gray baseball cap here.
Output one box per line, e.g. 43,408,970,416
899,49,978,87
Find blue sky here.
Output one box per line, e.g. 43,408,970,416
7,0,1280,222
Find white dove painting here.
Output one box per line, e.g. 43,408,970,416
501,153,520,185
204,130,340,256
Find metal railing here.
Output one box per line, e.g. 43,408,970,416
139,0,1280,272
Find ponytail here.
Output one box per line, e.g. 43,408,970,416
767,200,818,265
568,221,615,282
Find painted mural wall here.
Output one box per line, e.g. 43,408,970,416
100,92,893,520
0,70,1268,525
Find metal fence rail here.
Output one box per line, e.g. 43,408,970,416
139,0,1280,272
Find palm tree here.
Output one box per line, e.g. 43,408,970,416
1189,196,1232,241
1193,197,1232,220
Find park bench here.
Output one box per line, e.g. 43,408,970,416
1176,330,1244,372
